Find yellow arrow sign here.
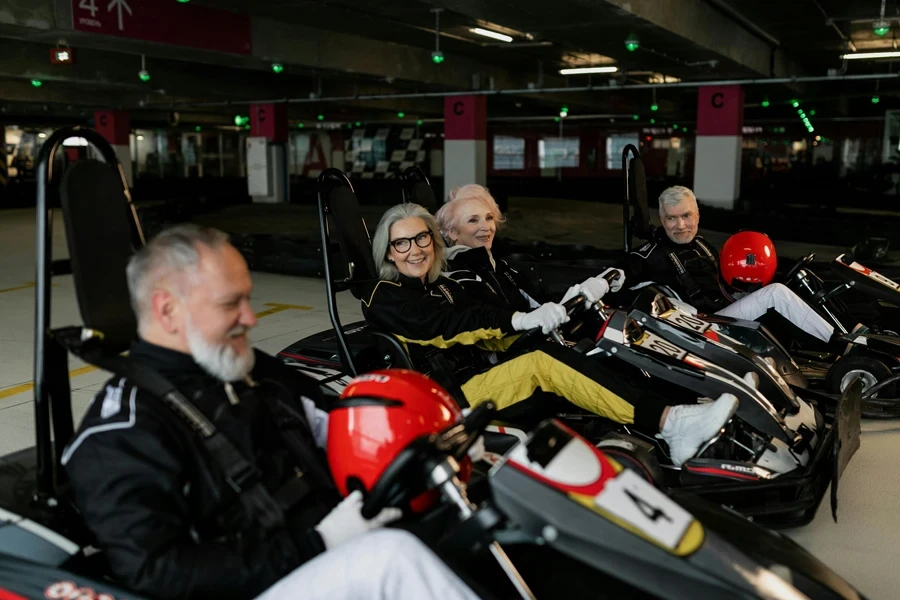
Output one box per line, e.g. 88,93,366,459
0,302,315,401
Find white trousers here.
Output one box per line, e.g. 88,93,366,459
714,283,834,343
255,529,483,600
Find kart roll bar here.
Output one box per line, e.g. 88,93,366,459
399,166,438,214
33,126,144,505
622,144,652,254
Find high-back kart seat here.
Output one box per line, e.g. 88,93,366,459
316,168,414,376
623,144,654,254
400,166,438,214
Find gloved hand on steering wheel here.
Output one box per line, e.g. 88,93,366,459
598,268,626,292
560,277,610,305
315,490,402,550
512,302,569,334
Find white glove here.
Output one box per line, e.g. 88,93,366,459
579,277,610,303
511,302,569,334
467,435,486,463
598,268,626,292
315,490,402,550
668,296,698,315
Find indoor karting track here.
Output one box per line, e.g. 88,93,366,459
0,207,899,600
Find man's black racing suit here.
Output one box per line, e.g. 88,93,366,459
61,339,342,600
622,229,728,313
361,273,669,430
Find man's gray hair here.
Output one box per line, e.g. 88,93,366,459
658,186,698,217
372,202,446,283
126,224,230,331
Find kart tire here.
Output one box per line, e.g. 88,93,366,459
826,355,896,398
595,434,665,487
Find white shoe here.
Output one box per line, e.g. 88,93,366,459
660,393,740,467
743,371,759,390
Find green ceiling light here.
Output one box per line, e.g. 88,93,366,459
682,127,688,132
554,116,560,122
272,63,284,74
650,118,656,124
761,99,770,108
431,51,445,64
317,114,325,121
872,95,881,104
417,119,423,125
672,123,678,129
874,19,891,36
234,115,249,127
176,0,190,3
31,79,42,88
791,99,800,108
194,125,201,132
397,112,405,118
650,103,659,112
355,121,361,126
632,114,639,120
809,109,816,116
298,123,305,128
625,33,640,52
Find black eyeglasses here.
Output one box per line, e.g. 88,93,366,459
390,231,433,253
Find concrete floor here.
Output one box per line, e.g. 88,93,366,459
1,207,899,599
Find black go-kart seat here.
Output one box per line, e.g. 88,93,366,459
60,159,140,353
400,166,438,214
623,145,655,253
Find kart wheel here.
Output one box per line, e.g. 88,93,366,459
827,355,896,398
595,434,664,487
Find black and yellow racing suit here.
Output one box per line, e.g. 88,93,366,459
362,273,669,430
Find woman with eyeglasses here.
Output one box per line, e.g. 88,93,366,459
362,202,740,467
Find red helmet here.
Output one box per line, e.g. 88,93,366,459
327,369,469,513
720,231,778,291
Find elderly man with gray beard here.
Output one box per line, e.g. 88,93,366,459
60,224,484,600
621,185,841,345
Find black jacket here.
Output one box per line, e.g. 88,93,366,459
361,273,518,375
443,245,545,313
62,340,341,600
622,230,727,312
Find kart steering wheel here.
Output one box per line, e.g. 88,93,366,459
782,253,815,284
360,402,497,520
506,294,589,356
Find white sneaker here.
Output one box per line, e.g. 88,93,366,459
743,371,759,390
660,393,740,467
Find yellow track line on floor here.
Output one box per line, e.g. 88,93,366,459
0,282,36,295
0,302,314,401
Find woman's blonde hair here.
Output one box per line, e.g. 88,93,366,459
372,202,447,283
435,184,506,242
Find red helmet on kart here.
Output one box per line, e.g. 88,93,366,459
720,231,778,292
327,369,470,513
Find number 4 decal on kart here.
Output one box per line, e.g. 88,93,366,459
594,470,693,550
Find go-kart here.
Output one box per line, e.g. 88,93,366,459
0,127,867,599
344,394,866,599
619,144,900,419
277,167,861,529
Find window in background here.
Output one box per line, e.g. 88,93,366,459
606,134,640,169
493,135,526,170
538,137,579,168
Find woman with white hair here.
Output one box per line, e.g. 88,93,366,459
435,184,617,312
362,201,741,467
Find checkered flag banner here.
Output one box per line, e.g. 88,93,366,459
345,126,427,179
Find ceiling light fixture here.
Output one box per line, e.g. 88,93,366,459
558,66,618,75
470,27,513,42
840,51,900,59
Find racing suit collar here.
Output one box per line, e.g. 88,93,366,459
446,244,494,270
129,337,211,380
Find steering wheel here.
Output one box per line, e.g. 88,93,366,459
360,402,496,519
782,253,815,284
505,294,589,357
